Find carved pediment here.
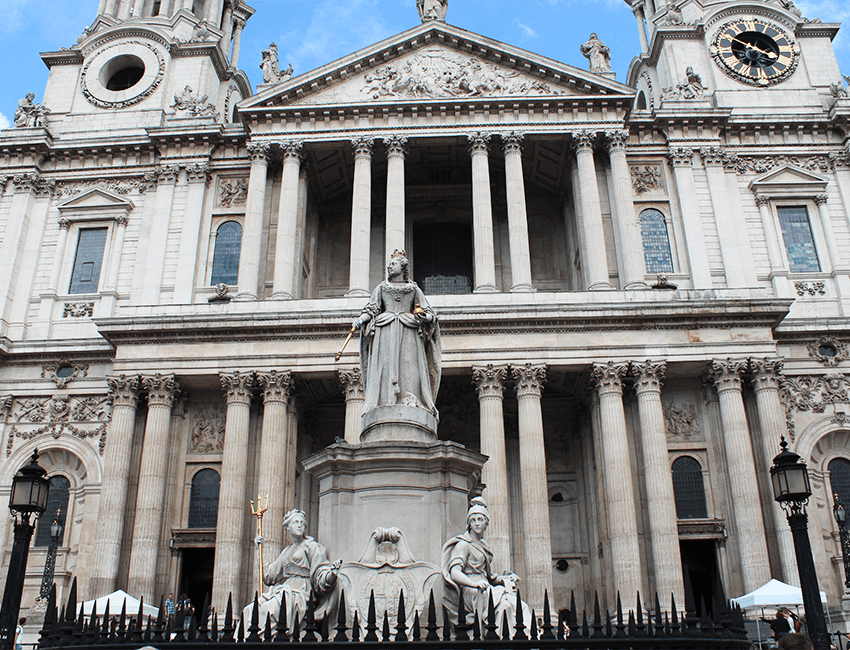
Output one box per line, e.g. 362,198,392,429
57,187,135,213
749,164,829,197
239,22,632,113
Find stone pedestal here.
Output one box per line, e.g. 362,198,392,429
303,440,486,569
360,404,438,443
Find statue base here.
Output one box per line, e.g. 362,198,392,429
302,440,486,568
361,404,437,443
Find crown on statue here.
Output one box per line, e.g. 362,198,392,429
391,249,407,259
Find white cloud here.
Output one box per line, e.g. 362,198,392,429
0,113,10,130
514,19,538,39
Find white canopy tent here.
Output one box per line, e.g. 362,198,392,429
731,579,829,647
81,590,160,618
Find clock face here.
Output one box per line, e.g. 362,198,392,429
710,19,798,86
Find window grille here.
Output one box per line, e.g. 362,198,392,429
188,468,220,528
35,475,70,547
777,206,820,273
210,221,242,286
829,458,850,511
69,228,108,294
639,209,674,273
413,222,473,295
672,456,708,519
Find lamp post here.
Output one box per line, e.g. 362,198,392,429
770,436,831,650
37,513,63,600
0,450,50,650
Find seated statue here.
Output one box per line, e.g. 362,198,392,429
243,509,341,633
441,497,530,635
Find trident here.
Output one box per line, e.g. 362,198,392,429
250,494,269,597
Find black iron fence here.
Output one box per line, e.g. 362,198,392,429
37,579,751,650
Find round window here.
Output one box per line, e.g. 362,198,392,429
819,344,838,358
55,365,76,379
100,54,145,91
80,41,165,109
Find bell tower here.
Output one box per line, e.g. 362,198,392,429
38,0,254,137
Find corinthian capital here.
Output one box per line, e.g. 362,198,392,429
351,137,374,160
468,132,491,156
107,374,142,408
279,140,304,162
142,373,181,407
257,369,293,404
501,131,524,156
667,146,694,167
220,370,255,404
185,163,211,184
631,360,666,394
750,357,784,392
338,367,364,400
707,358,747,393
384,135,408,158
591,361,630,395
605,130,630,153
572,130,596,152
247,141,272,164
699,146,725,166
472,364,509,399
512,363,547,397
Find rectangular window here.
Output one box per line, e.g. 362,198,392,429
777,206,820,273
69,228,108,294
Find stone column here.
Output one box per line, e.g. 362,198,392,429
473,364,511,574
205,0,224,25
631,361,684,607
103,216,128,293
384,136,407,259
219,0,234,54
633,1,649,54
127,374,180,603
815,195,843,272
212,371,255,612
256,370,293,562
573,131,611,289
271,141,304,299
347,138,374,297
606,130,647,289
591,361,642,600
708,359,771,593
338,368,365,444
231,18,245,68
0,175,42,319
755,195,786,276
468,133,498,293
103,0,118,18
47,219,71,292
138,166,178,304
89,375,141,598
512,363,552,609
235,142,271,301
501,133,534,292
174,164,210,304
668,147,712,288
750,358,798,585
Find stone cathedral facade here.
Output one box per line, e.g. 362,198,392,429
1,0,850,625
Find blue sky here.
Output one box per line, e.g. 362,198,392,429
0,0,848,127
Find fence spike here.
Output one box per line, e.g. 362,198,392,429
615,592,625,637
236,617,244,643
541,591,554,640
654,593,665,637
303,593,319,642
132,597,145,643
276,592,289,642
333,590,348,643
211,610,219,642
636,592,646,636
472,610,481,641
670,593,679,633
442,605,452,642
484,591,498,640
247,591,262,642
364,590,379,642
395,590,408,641
198,592,211,642
412,611,421,642
382,610,391,642
264,615,273,643
529,609,537,640
628,609,636,636
581,609,589,638
65,577,78,622
425,591,439,642
100,598,111,644
456,588,469,641
500,609,510,641
592,592,604,638
512,588,526,640
221,593,234,643
605,609,613,637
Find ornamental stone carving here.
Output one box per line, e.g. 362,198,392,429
572,130,596,152
750,358,784,391
14,92,49,128
417,0,447,22
280,140,304,162
185,163,211,184
662,66,707,100
359,50,554,100
5,394,110,457
722,153,831,174
807,336,847,367
782,374,850,414
667,147,694,167
54,174,158,197
512,363,546,397
630,165,663,193
707,358,748,392
142,374,181,407
591,361,629,395
247,142,272,164
171,86,219,120
663,401,702,441
580,33,611,73
80,41,165,110
217,177,248,207
13,173,55,196
472,364,508,398
351,138,374,160
605,130,629,152
384,135,407,158
501,132,524,155
699,147,725,166
220,371,255,404
191,402,226,453
258,370,294,404
795,281,826,296
631,360,666,393
467,132,491,155
106,375,141,408
63,302,94,318
41,359,89,388
337,368,364,401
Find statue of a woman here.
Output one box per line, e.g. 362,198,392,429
243,509,341,632
352,250,441,416
441,497,530,634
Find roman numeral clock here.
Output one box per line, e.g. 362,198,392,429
710,18,800,86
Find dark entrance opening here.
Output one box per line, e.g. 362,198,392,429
679,539,721,614
413,222,473,295
179,548,215,614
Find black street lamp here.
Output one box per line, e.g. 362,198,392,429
770,436,831,650
36,512,63,600
0,450,50,650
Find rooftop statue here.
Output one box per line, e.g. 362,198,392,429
243,509,341,632
351,250,441,417
260,43,293,84
417,0,448,22
14,92,49,128
442,497,530,634
580,33,611,74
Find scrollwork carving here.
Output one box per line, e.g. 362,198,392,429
472,364,508,399
795,281,826,297
807,336,847,367
591,361,629,395
41,359,89,388
667,147,694,167
63,303,94,318
512,363,547,397
337,368,364,401
258,370,293,404
5,393,110,456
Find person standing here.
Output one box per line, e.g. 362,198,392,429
164,594,175,625
14,618,26,650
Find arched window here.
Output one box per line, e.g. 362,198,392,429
829,458,850,510
188,468,220,528
672,456,708,519
636,91,648,110
35,475,70,547
639,208,674,274
413,222,474,295
210,221,242,286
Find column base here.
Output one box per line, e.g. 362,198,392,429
473,285,499,294
624,281,650,290
589,282,615,290
232,292,259,302
345,288,370,297
510,283,536,293
269,291,294,300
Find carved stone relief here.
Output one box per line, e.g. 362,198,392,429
722,153,832,175
41,359,89,388
807,336,847,367
795,281,826,297
191,402,226,453
63,302,94,318
54,174,159,198
216,177,248,208
5,394,110,456
663,401,703,441
630,164,663,193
